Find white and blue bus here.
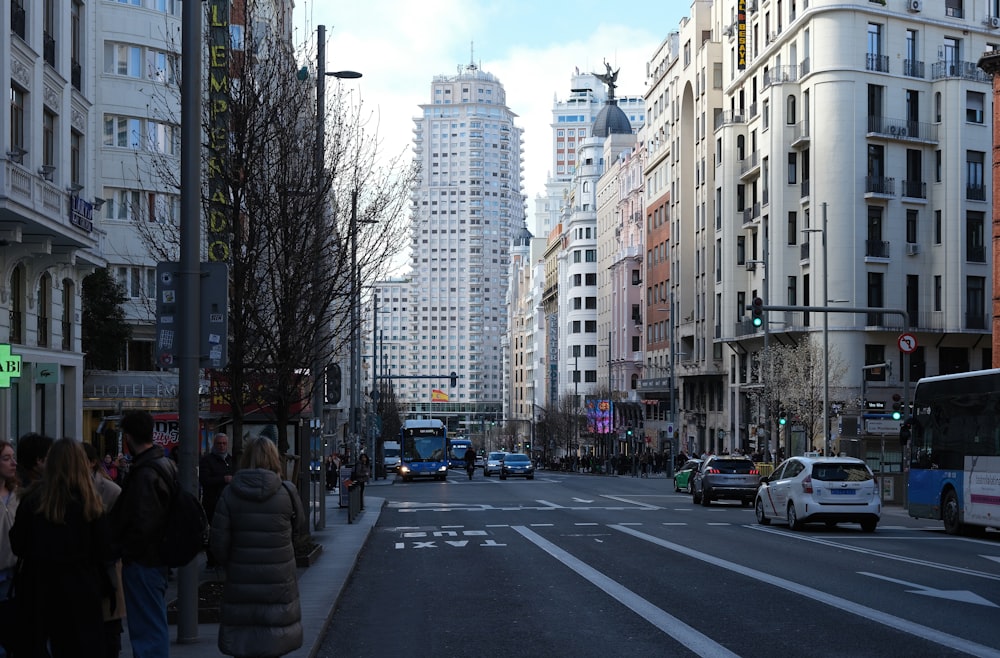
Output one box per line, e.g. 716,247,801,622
398,419,449,482
448,437,474,469
904,368,1000,534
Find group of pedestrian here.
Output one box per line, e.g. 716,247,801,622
0,413,310,658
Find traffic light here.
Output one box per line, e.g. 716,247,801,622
891,393,902,421
778,410,788,426
325,364,341,404
751,297,764,328
524,442,531,452
450,371,458,387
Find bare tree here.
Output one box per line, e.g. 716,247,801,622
746,337,849,456
127,4,416,457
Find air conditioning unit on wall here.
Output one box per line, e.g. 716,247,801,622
907,0,922,12
990,16,1000,29
905,243,921,256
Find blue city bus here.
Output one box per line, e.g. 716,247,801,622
904,368,1000,535
448,437,474,469
399,419,449,482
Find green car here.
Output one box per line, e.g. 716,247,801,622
673,459,703,493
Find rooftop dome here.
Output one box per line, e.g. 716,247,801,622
592,100,632,138
513,225,533,247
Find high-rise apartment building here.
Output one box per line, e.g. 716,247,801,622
400,63,525,433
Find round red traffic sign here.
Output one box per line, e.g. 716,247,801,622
897,333,917,353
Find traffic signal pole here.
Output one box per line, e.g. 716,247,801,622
749,304,911,453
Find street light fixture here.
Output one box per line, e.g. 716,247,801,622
312,24,361,525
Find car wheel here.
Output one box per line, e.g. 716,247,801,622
500,474,507,480
787,502,803,530
700,487,712,507
860,519,877,533
674,478,680,493
825,521,837,529
755,498,771,525
692,487,701,504
687,480,694,495
942,489,961,535
527,475,534,480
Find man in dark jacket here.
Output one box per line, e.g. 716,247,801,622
110,410,174,658
199,432,233,566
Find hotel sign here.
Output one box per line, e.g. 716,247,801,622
207,0,231,262
69,195,94,232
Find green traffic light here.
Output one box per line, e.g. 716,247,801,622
892,411,901,421
752,316,763,327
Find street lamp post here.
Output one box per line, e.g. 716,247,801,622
803,202,829,456
313,24,361,519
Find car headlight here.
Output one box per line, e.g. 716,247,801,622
399,465,410,473
438,465,448,472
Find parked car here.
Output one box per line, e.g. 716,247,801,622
692,455,759,506
673,459,703,493
755,456,880,532
484,451,506,477
499,453,534,480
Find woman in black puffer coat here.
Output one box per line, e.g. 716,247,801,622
210,437,307,658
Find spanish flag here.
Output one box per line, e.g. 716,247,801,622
431,389,449,402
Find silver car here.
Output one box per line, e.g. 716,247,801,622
692,455,760,507
483,451,506,477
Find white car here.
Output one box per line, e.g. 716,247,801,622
483,451,506,477
755,456,880,532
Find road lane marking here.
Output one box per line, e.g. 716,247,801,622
748,525,1000,581
859,572,997,607
611,524,1000,658
602,495,661,509
512,525,740,658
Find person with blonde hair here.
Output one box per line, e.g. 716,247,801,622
10,438,114,656
210,436,307,658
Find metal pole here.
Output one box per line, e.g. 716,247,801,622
668,291,675,450
350,190,360,460
821,202,830,456
308,25,328,528
177,0,202,642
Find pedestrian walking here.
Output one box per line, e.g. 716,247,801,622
210,436,306,658
352,453,371,510
10,438,114,657
84,442,126,658
15,432,53,489
0,440,19,658
110,410,175,658
200,432,234,567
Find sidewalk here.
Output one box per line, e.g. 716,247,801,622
122,480,388,658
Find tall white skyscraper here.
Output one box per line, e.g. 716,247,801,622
400,63,525,432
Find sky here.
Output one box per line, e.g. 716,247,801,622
293,0,690,237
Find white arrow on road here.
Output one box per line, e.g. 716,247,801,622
859,572,998,607
572,497,594,503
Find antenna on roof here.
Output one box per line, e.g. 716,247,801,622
468,41,477,71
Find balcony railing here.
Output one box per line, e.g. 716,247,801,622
867,116,937,142
62,321,72,351
865,240,890,258
866,53,889,73
967,184,986,201
865,176,895,196
968,245,986,263
903,59,925,78
966,313,988,330
901,180,926,199
931,60,991,82
71,59,82,91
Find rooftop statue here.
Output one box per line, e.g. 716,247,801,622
593,61,619,101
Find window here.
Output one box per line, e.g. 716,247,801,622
43,110,55,167
105,44,143,77
967,151,985,200
37,273,51,348
934,275,942,311
70,131,82,185
585,250,597,262
10,86,26,151
104,115,142,149
967,276,985,329
787,153,797,184
787,211,797,245
967,91,985,124
906,209,917,244
865,344,886,381
967,212,985,262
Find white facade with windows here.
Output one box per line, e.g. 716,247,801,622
401,64,525,432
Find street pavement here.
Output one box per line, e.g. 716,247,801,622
121,479,388,658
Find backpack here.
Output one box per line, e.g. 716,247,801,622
148,459,210,568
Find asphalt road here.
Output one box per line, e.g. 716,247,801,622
318,470,1000,658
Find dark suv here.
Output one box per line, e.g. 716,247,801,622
692,455,760,507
